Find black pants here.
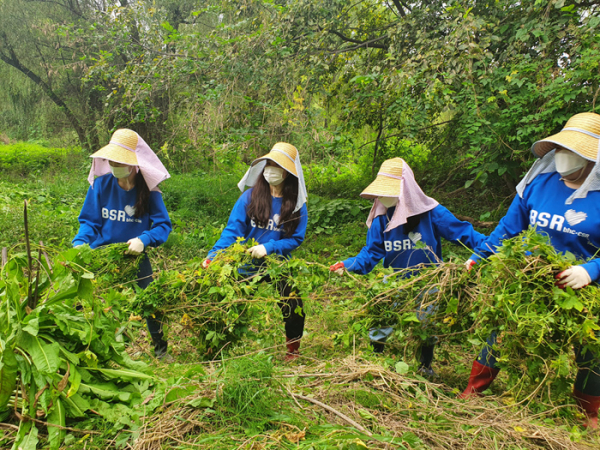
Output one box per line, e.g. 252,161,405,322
480,332,600,397
261,274,305,341
575,346,600,396
138,255,166,349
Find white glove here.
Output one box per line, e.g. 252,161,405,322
329,262,345,276
202,259,211,269
127,237,145,255
247,245,267,259
465,259,476,271
556,266,591,290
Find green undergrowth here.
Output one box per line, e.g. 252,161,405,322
0,142,83,175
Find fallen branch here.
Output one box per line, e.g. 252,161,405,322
291,393,373,437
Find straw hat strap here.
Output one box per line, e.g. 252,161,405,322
562,127,600,140
109,141,136,152
272,148,296,163
378,172,404,181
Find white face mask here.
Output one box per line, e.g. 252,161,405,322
555,150,588,177
378,197,398,208
263,166,285,186
110,165,132,179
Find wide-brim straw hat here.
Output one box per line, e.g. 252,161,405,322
360,157,404,199
531,112,600,160
90,129,139,166
252,142,298,177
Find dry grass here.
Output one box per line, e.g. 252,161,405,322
131,355,599,450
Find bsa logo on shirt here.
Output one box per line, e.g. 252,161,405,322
384,232,422,252
250,213,282,232
529,209,589,238
102,206,142,223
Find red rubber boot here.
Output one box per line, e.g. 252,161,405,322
285,337,300,362
458,360,500,399
574,389,600,429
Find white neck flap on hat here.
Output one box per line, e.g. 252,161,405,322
517,129,600,204
237,149,307,213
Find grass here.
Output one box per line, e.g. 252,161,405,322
2,160,598,449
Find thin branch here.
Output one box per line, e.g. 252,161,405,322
291,393,373,436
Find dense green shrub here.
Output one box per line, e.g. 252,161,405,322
0,142,82,174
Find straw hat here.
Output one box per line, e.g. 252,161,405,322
531,112,600,160
90,129,139,166
252,142,298,177
360,158,404,199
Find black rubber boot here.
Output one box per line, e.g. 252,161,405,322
418,343,437,378
372,341,385,353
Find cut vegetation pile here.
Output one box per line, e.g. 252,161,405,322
361,228,600,403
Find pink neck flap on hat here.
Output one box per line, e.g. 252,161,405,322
366,161,439,232
88,133,170,192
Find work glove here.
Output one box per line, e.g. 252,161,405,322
202,259,211,269
126,237,144,255
465,259,476,271
329,261,345,276
555,266,591,290
247,245,267,259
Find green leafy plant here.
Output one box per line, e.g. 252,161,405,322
0,243,159,450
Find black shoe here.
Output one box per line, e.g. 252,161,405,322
417,364,437,379
154,340,168,359
372,341,385,353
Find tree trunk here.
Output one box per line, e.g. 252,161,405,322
0,43,88,148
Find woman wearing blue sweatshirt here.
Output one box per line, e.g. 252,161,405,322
72,129,172,358
330,158,486,374
460,112,600,429
203,143,308,361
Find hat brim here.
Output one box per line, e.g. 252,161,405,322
253,153,297,177
360,175,401,199
532,130,598,160
90,144,138,166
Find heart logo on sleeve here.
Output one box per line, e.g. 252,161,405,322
124,205,136,217
564,209,587,226
408,231,422,244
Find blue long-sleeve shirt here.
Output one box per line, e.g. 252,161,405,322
207,188,308,260
471,172,600,282
72,174,172,249
343,204,486,275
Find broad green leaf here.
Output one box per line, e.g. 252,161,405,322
47,398,66,450
77,277,94,301
22,318,39,336
395,361,409,374
61,393,90,418
0,341,18,409
79,381,132,402
66,366,82,398
11,422,38,450
86,367,154,381
186,396,215,408
20,336,61,374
